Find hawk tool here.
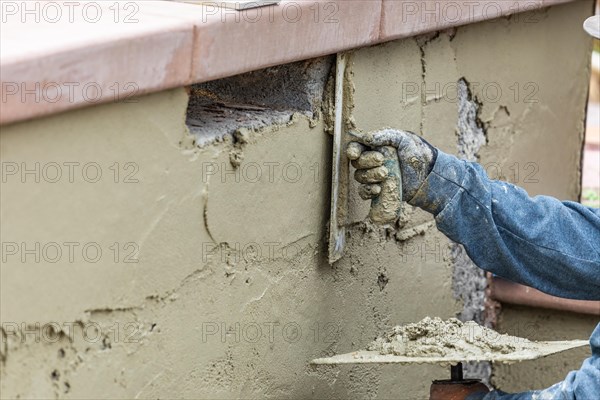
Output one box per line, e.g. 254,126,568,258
311,339,587,399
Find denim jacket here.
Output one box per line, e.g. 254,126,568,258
409,151,600,399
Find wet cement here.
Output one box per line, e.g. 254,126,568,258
368,317,528,358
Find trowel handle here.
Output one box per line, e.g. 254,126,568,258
368,146,402,225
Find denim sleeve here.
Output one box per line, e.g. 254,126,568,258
410,151,600,399
408,150,600,301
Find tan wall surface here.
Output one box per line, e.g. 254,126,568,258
494,306,598,392
0,1,594,398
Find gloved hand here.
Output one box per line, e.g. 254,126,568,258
346,129,438,202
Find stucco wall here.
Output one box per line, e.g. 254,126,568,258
0,1,594,398
493,306,598,392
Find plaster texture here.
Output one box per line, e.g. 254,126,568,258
0,2,594,398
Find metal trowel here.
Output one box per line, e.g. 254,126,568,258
327,53,349,264
328,54,402,264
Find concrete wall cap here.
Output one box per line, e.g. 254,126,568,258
0,0,581,125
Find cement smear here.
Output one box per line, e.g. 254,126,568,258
368,317,528,358
367,146,402,225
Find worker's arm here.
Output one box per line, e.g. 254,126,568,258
417,150,600,400
409,150,600,300
349,128,600,400
348,129,600,300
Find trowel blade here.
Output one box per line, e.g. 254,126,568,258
328,53,349,264
311,340,588,366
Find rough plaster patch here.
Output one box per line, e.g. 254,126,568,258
1,311,150,398
186,57,334,147
186,98,296,147
456,79,488,162
195,57,334,114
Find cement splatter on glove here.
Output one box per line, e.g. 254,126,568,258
346,129,438,202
